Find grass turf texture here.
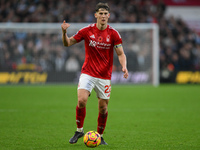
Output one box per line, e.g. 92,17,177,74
0,84,200,150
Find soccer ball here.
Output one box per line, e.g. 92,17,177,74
83,131,101,148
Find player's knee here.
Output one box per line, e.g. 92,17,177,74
78,98,87,108
99,106,107,114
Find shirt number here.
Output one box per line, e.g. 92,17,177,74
105,85,111,93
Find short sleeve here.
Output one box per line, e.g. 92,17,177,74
113,30,122,46
73,29,85,43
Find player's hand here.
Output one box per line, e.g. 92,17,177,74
61,20,70,33
122,67,129,79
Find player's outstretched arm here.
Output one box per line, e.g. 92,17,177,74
115,46,129,79
61,20,77,47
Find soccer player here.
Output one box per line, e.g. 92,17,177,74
61,2,128,145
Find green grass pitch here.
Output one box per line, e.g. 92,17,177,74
0,84,200,150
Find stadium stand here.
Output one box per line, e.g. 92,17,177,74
0,0,200,83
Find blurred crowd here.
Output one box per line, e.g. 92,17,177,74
0,0,200,81
0,0,165,23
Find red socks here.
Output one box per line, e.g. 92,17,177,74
76,105,108,135
97,112,108,134
76,105,86,128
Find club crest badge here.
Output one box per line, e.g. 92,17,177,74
106,35,110,42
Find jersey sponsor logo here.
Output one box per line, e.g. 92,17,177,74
89,40,97,47
89,40,111,49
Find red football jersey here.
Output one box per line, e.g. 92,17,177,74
73,23,122,80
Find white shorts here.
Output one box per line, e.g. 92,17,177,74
78,73,111,99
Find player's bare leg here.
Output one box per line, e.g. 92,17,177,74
98,98,109,145
69,89,90,144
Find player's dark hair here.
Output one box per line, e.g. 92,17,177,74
95,2,110,12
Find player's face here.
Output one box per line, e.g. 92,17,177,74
95,8,110,25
